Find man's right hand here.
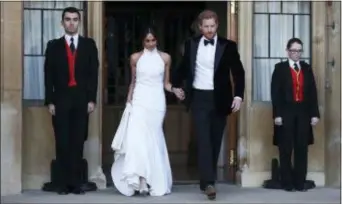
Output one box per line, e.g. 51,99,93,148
48,104,55,115
274,117,282,126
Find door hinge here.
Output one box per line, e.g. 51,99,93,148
229,149,237,166
327,58,335,67
326,21,335,30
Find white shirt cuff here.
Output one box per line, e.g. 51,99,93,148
234,96,242,101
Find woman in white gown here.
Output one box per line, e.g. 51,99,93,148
111,27,184,197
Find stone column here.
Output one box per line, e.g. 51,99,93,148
325,1,341,187
83,1,106,189
307,2,327,186
0,2,23,196
236,1,253,186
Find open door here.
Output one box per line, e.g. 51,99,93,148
102,1,238,186
226,1,239,183
101,2,206,186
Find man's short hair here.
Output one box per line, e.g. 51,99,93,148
197,10,219,25
286,38,303,49
62,7,81,21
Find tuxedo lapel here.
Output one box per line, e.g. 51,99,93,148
300,61,310,95
75,36,84,70
214,37,226,72
282,60,293,89
190,36,201,75
58,37,69,72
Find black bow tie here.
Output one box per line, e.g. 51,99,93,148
204,39,215,46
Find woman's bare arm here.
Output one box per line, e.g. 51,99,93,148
160,51,185,100
161,52,173,92
126,52,140,103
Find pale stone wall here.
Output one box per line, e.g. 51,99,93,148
22,109,55,189
309,2,327,182
325,1,341,188
0,2,23,196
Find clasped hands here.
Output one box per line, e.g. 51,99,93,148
171,87,242,112
172,87,185,101
274,117,319,126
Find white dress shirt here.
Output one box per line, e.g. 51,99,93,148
64,33,79,48
192,35,218,90
288,59,301,70
192,35,242,101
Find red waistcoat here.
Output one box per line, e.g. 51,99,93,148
65,40,77,87
290,67,304,102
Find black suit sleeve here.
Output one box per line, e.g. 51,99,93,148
172,40,190,88
308,67,320,118
271,63,282,118
229,41,245,99
87,38,99,104
44,40,54,106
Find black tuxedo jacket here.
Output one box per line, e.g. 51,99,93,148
271,61,320,146
172,35,245,116
271,61,320,119
44,36,99,106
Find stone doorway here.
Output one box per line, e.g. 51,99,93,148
101,1,236,187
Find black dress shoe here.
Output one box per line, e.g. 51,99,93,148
283,186,295,192
57,188,69,195
204,185,216,200
72,188,85,195
295,187,308,192
296,188,308,192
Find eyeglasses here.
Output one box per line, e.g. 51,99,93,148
288,49,303,54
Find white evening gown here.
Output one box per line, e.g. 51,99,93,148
111,48,173,196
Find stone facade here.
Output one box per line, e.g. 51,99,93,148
0,1,340,196
1,2,23,196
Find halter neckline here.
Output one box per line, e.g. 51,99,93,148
143,47,158,53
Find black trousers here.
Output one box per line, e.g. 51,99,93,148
190,89,226,189
53,87,88,188
278,104,310,189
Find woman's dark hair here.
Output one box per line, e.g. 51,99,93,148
286,38,303,49
140,26,158,41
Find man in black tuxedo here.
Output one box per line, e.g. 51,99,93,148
171,10,245,200
271,38,320,192
44,7,99,195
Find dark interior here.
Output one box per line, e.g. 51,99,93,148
102,1,228,186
